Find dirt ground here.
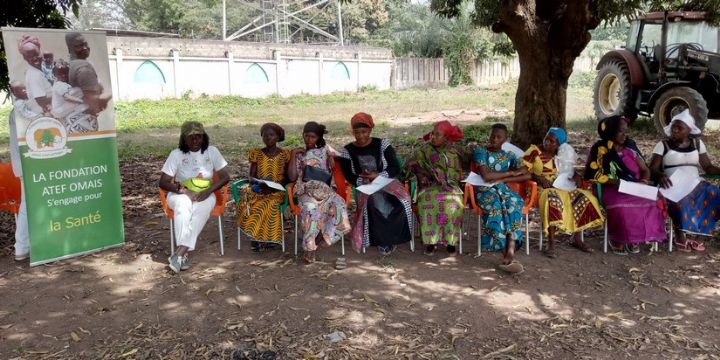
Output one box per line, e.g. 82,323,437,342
2,115,720,360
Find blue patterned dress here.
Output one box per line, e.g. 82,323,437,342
473,147,524,250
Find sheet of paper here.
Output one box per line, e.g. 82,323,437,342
502,142,525,159
552,173,577,191
356,176,394,195
251,178,286,191
658,168,701,203
619,179,658,200
462,172,494,187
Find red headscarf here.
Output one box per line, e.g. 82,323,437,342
18,35,41,52
351,112,374,129
423,120,463,142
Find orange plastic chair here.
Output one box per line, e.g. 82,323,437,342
159,173,228,255
0,163,22,221
288,159,352,255
463,161,537,256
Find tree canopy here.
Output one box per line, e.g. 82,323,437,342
428,0,720,147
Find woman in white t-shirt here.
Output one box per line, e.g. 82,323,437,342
18,35,52,116
649,110,720,252
159,121,230,273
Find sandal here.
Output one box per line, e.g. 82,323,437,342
543,248,557,259
610,242,627,256
446,245,457,256
688,240,706,252
498,261,524,274
335,257,347,270
424,245,436,256
570,242,594,253
674,240,691,253
303,251,316,264
627,244,640,254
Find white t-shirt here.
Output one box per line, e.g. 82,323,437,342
24,65,52,114
161,145,227,183
652,139,707,178
52,81,87,118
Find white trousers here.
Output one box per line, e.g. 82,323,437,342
15,180,29,256
166,192,215,251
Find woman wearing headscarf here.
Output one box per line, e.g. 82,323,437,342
237,123,291,252
584,115,666,254
523,127,604,258
288,121,350,263
160,121,230,273
409,120,466,255
338,112,413,255
18,35,52,116
649,110,720,252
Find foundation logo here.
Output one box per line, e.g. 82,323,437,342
24,117,71,159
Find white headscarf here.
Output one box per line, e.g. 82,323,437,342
663,109,702,137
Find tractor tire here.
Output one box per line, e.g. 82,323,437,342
593,60,637,121
652,86,708,135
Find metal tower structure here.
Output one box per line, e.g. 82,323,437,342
222,0,344,45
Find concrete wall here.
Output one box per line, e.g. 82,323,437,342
105,37,393,100
393,56,597,89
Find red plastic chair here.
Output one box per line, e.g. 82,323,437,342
463,162,537,256
287,159,352,255
0,163,22,221
159,173,228,255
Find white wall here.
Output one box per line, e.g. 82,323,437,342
109,51,392,100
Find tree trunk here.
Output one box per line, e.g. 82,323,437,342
492,1,598,149
512,46,569,149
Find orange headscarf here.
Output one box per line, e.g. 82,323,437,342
351,112,375,129
423,120,463,142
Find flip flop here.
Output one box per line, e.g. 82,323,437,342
627,244,640,254
688,240,706,252
674,240,692,253
335,257,347,270
570,242,594,253
498,261,524,274
610,243,627,256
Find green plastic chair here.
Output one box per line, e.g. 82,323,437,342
230,179,290,252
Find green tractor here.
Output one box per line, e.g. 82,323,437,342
593,11,720,133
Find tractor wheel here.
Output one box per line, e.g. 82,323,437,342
593,60,637,121
652,86,708,135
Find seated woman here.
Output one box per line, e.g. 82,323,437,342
523,127,605,258
650,110,720,252
473,123,530,273
584,115,666,254
159,121,230,273
288,121,350,263
409,120,466,256
338,112,412,255
236,123,291,252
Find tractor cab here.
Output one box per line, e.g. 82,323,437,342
593,11,720,134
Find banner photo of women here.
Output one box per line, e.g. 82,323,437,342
2,27,124,266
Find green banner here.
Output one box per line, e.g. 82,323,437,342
22,137,124,264
2,28,124,265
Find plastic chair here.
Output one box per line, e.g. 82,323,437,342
230,179,289,252
159,173,228,256
0,162,22,221
288,159,352,256
463,162,536,256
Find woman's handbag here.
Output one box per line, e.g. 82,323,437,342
302,165,332,186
